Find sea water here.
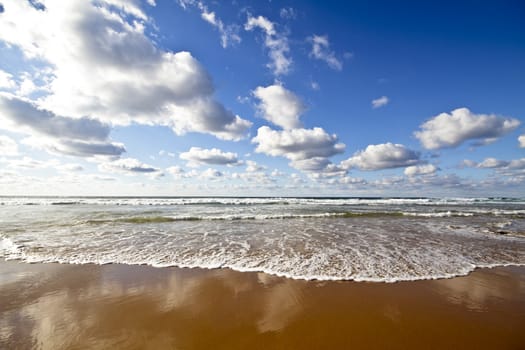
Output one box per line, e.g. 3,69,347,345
1,196,524,282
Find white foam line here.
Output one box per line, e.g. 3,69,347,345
3,252,525,283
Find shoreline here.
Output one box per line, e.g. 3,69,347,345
2,260,525,349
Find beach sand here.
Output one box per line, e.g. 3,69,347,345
1,261,524,349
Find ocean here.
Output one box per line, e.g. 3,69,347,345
1,196,524,282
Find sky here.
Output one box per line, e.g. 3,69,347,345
0,0,524,197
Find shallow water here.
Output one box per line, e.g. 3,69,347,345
1,196,524,281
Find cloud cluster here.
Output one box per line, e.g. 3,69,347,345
309,35,342,70
404,164,438,177
245,15,292,76
180,147,241,167
253,84,306,129
463,157,525,171
414,108,520,149
98,158,159,174
0,94,125,157
0,0,251,142
341,143,420,171
252,126,345,171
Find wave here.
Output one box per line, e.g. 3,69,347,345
3,214,525,283
2,240,524,283
81,210,525,225
2,196,525,207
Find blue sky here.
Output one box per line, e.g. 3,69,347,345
0,0,524,196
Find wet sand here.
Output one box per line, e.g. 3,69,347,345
1,261,524,349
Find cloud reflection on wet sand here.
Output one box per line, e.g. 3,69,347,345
1,262,525,349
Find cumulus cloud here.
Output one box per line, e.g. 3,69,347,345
252,126,345,161
463,157,525,171
519,135,525,148
180,147,241,167
245,160,265,172
460,159,477,168
166,166,185,177
371,96,389,109
0,94,125,157
98,158,159,174
477,158,510,169
459,158,525,178
252,126,345,175
309,35,342,70
0,135,18,156
508,159,525,170
245,15,292,76
253,84,306,129
0,0,250,141
404,164,438,177
341,143,420,171
290,157,330,171
414,108,520,150
200,168,223,179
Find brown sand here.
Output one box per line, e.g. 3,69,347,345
1,261,524,349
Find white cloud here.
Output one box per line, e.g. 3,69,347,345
460,157,525,171
290,157,330,171
0,135,18,156
232,170,275,185
414,108,520,150
460,159,477,168
309,35,342,71
252,126,345,161
0,69,16,89
0,0,251,141
180,147,241,167
245,15,292,76
339,176,367,186
3,156,58,169
477,158,510,169
252,126,345,174
508,159,525,170
404,164,438,177
200,10,241,48
200,168,223,179
300,160,347,178
245,160,265,172
253,84,306,129
177,0,240,48
98,158,159,174
279,7,297,20
166,166,185,177
159,150,176,157
341,143,420,171
0,94,125,158
371,96,389,109
519,135,525,148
